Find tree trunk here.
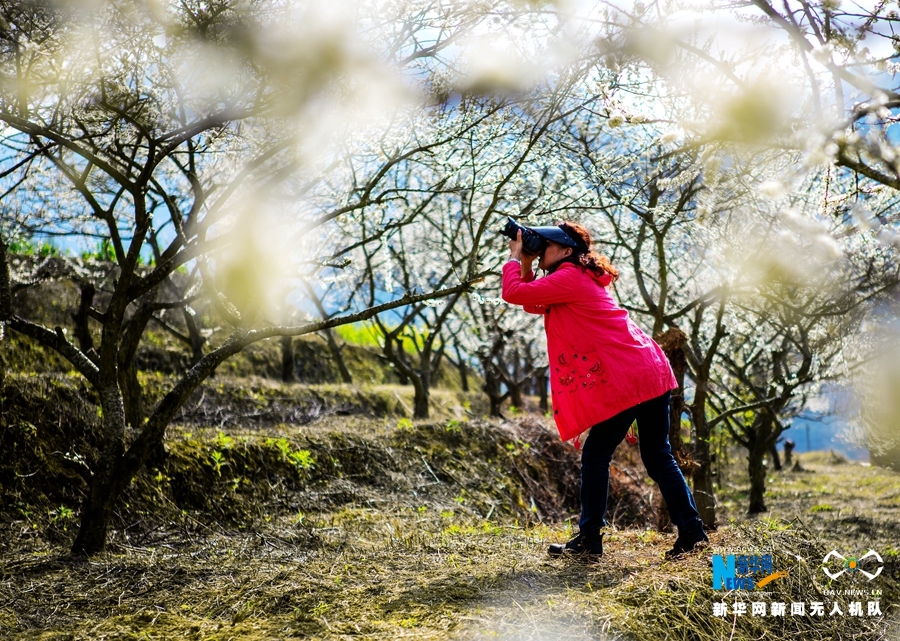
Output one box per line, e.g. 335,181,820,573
488,393,503,417
413,369,430,419
71,282,95,353
72,387,128,555
784,440,795,467
72,461,121,555
454,344,469,392
71,325,255,556
391,338,410,385
691,407,717,528
280,335,296,383
182,308,205,366
536,369,548,413
119,363,144,429
383,335,430,418
747,416,776,513
692,457,716,527
747,447,768,513
323,328,353,384
508,382,524,410
769,443,782,471
483,365,504,418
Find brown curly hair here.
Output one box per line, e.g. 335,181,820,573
556,221,619,282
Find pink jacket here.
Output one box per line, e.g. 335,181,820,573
501,261,676,442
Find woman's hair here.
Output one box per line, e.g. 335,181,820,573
557,221,619,282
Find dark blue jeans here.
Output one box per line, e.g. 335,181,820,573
579,392,704,537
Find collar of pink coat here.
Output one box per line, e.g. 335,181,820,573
554,262,613,288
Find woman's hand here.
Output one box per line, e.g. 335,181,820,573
509,230,538,262
509,229,524,261
510,230,537,277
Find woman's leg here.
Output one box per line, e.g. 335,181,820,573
634,392,705,538
578,407,637,535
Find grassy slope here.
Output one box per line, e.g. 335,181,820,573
718,451,900,553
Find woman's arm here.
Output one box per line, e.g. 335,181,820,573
510,264,546,314
503,229,580,306
501,262,580,306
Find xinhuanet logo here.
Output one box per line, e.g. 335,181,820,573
712,554,788,591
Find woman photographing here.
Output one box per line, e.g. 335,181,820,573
501,220,708,559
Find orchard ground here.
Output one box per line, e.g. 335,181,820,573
1,393,897,641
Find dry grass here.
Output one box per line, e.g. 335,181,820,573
719,451,900,552
2,431,898,640
2,512,894,640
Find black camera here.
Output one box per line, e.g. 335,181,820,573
500,217,548,256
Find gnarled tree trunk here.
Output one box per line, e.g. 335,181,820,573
691,389,717,529
72,386,128,555
747,413,779,514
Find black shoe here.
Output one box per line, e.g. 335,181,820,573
548,531,603,559
666,527,709,558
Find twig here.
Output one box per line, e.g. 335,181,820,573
420,456,442,484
